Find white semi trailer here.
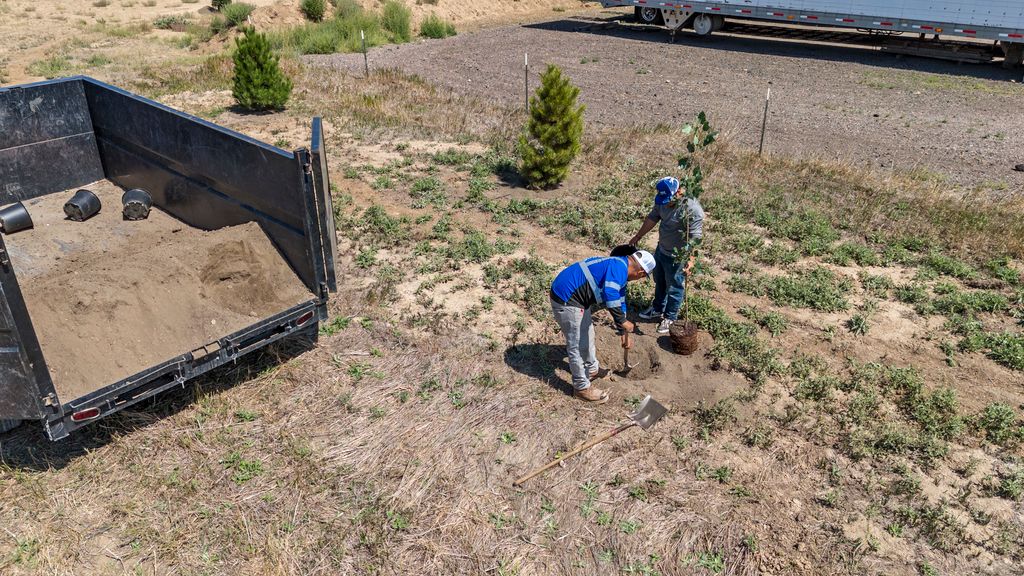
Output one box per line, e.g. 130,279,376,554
601,0,1024,66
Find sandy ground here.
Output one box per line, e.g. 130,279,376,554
309,14,1024,193
4,181,313,400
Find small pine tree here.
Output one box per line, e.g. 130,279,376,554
300,0,326,22
232,27,293,111
518,64,585,189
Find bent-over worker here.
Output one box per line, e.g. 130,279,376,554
628,176,704,334
550,250,656,404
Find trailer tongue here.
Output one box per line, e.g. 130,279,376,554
0,77,339,440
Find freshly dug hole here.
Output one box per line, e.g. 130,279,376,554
594,328,661,380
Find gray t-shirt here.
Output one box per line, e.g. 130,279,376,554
647,197,704,258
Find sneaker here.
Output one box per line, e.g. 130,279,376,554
574,386,609,404
638,307,662,321
657,319,675,334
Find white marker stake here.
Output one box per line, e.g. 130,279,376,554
361,30,368,77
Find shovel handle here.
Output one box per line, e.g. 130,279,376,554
513,422,636,486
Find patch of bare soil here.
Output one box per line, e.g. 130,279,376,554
4,181,313,400
595,323,746,407
308,15,1024,192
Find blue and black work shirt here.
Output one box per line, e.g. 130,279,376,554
550,256,629,328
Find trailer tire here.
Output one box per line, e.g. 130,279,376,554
692,13,714,36
635,6,664,25
711,15,725,31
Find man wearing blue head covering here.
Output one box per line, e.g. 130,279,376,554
627,176,705,334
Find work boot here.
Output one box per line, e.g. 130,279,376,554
657,318,675,334
588,368,610,381
574,386,609,404
638,307,662,321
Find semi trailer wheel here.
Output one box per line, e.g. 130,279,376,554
692,13,714,36
635,6,663,25
712,15,725,31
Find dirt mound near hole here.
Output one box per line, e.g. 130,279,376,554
594,329,661,380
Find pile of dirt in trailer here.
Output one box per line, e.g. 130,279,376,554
5,181,313,400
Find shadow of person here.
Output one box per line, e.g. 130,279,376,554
503,343,574,396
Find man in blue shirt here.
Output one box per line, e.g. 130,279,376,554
550,250,656,403
628,176,704,334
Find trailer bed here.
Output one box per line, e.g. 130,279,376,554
4,180,315,401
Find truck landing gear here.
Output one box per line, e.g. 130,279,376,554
1002,41,1024,69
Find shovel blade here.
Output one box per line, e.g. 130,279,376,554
628,395,668,430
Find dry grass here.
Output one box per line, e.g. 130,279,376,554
2,46,1023,576
297,65,521,145
716,147,1024,262
0,326,764,575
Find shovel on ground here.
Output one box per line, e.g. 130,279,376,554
513,395,668,486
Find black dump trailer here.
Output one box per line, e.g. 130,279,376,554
0,77,339,440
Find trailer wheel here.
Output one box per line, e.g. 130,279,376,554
711,15,725,31
635,6,664,25
692,13,714,36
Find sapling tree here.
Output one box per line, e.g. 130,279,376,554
673,112,717,327
672,111,717,265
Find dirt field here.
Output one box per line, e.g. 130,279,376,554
4,181,313,399
309,14,1024,193
1,2,1023,576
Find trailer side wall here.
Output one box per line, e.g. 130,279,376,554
81,80,318,292
0,80,104,203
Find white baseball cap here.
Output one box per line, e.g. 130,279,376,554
631,250,656,274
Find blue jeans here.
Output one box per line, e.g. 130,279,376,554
651,249,686,320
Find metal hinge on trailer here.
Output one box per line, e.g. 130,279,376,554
41,392,58,407
0,247,9,269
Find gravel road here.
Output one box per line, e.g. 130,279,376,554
309,16,1024,193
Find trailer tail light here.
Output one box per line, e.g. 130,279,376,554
71,407,101,422
296,311,315,327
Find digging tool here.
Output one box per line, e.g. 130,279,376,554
513,395,668,486
620,332,638,374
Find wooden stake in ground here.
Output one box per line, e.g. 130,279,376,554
524,52,529,113
758,86,771,156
